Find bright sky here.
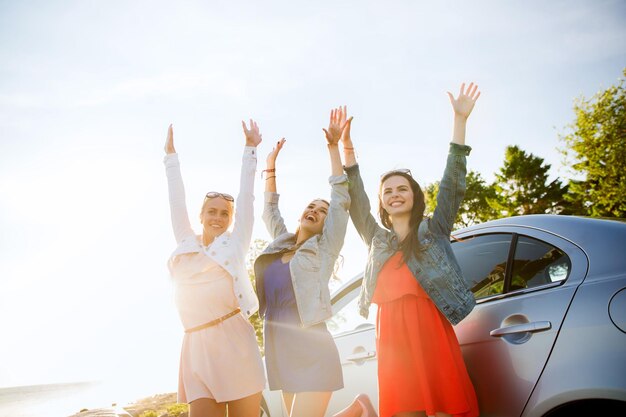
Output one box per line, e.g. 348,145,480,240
1,0,624,400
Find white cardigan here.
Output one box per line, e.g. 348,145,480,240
164,147,259,318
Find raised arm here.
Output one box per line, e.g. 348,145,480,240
229,119,262,249
448,82,480,146
323,106,349,176
431,83,480,236
163,124,195,244
264,137,284,194
318,107,351,256
262,138,289,239
339,107,381,246
338,106,356,168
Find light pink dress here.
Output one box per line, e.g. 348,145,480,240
171,251,265,403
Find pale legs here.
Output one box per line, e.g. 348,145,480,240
332,397,454,417
282,391,332,417
189,392,262,417
333,394,378,417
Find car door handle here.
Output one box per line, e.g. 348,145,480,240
346,351,377,362
490,321,552,337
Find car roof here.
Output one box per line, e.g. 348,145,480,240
454,214,625,242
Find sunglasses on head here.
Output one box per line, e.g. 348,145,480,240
205,192,234,202
380,168,412,179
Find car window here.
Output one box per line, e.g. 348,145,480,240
327,290,377,336
452,234,513,299
510,236,571,291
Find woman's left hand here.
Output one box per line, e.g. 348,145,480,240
242,119,263,147
164,124,176,154
447,82,481,119
266,138,286,168
323,106,350,146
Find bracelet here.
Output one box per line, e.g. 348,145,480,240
265,175,276,180
344,146,357,158
261,168,276,178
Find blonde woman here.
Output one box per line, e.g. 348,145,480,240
163,121,265,417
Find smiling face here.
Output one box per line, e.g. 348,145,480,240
298,199,330,236
200,196,234,241
380,175,415,220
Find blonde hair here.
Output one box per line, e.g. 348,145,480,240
199,195,235,223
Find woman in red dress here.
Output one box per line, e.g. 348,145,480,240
334,83,481,417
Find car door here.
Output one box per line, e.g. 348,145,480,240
325,278,378,416
451,227,588,417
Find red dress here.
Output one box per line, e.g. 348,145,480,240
372,252,479,417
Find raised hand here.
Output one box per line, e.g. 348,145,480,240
323,106,350,146
447,82,481,120
242,119,263,147
338,105,354,147
266,138,286,169
164,124,176,154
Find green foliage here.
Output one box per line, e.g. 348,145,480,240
136,402,187,417
560,69,626,217
246,238,269,354
166,402,189,416
460,171,499,226
423,182,438,217
490,145,567,216
424,170,499,229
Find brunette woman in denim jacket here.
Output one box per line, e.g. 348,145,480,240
334,84,481,417
253,107,351,417
164,122,265,417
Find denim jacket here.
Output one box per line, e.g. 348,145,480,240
254,175,350,327
345,142,475,325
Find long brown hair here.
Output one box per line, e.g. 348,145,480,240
378,172,425,262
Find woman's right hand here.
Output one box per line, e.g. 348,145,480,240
164,124,176,154
242,119,263,147
266,138,286,169
338,105,354,147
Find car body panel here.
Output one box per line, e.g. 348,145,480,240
522,275,626,416
327,326,378,414
452,224,589,416
326,282,378,415
260,215,626,416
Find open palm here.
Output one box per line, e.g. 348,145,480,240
448,82,481,119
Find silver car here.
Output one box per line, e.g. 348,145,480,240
260,215,626,416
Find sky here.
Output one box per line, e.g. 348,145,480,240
0,0,625,400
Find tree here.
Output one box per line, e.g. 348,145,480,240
424,170,499,229
245,238,269,354
459,171,499,226
560,69,626,217
424,182,438,218
490,145,567,217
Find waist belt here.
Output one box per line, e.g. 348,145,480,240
185,308,241,333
